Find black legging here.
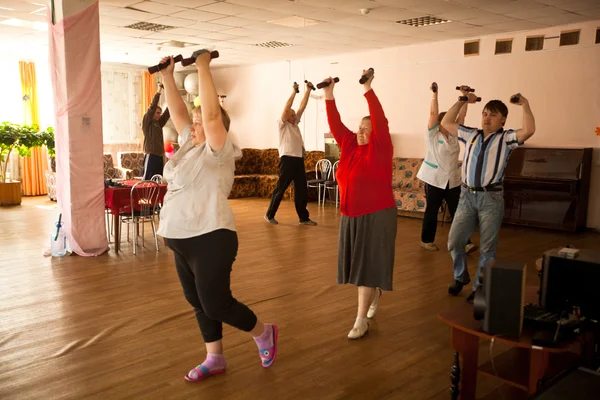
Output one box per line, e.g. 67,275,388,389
266,155,310,221
165,229,257,343
422,183,463,243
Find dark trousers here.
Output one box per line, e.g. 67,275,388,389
164,229,258,343
142,154,164,180
266,156,309,221
421,183,469,244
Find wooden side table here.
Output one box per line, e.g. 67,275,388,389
439,296,584,399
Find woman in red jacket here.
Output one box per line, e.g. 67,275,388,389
322,71,397,339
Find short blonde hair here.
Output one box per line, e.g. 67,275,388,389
192,106,231,132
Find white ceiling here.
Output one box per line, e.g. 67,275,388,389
0,0,599,68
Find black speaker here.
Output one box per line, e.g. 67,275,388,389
474,260,526,337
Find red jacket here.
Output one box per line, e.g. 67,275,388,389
325,89,396,217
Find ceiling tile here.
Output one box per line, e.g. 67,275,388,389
100,0,141,7
103,8,161,21
225,0,290,7
103,27,152,38
196,2,256,15
529,13,594,25
407,0,477,15
100,15,140,27
164,27,205,36
475,0,547,15
504,6,568,20
462,14,516,26
184,21,235,32
435,8,502,22
209,16,257,27
198,31,245,40
577,7,600,18
127,1,187,15
487,20,550,32
169,9,226,21
146,15,200,27
235,9,288,22
152,0,217,7
367,7,429,22
535,0,600,12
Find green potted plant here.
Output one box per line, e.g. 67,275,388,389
0,122,45,206
40,127,55,172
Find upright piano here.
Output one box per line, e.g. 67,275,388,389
503,147,593,232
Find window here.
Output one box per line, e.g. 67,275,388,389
596,27,599,44
100,68,142,143
495,39,513,54
560,30,580,46
464,40,479,56
526,36,544,51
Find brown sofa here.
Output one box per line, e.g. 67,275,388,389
392,157,451,222
229,148,324,201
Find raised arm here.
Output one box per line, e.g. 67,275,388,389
513,94,535,143
195,51,227,151
159,107,170,127
281,83,297,122
159,56,191,135
296,81,312,122
322,77,353,146
442,92,477,136
142,87,162,131
456,86,470,125
361,72,391,150
428,82,439,130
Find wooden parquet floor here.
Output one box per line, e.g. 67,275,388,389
1,197,599,400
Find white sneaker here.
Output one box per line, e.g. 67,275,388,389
348,319,369,340
367,288,383,319
421,242,439,251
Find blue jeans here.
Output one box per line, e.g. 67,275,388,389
448,187,504,291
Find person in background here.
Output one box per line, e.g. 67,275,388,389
142,82,170,180
417,82,477,254
265,81,317,226
442,92,535,302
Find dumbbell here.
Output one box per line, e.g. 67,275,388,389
431,82,438,93
456,86,475,92
305,80,316,91
458,95,481,102
180,50,220,66
359,68,374,84
293,82,299,93
317,77,340,89
148,54,183,74
510,93,521,104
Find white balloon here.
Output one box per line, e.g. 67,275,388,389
163,127,178,143
183,73,198,95
173,72,185,89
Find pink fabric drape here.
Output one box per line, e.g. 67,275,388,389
48,1,108,256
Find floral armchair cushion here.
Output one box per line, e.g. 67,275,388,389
118,151,144,178
392,158,425,192
104,153,128,180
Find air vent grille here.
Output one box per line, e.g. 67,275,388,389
396,16,451,27
560,30,580,46
253,41,293,48
126,22,174,32
495,39,513,55
464,40,479,56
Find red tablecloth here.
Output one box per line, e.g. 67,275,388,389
104,180,167,215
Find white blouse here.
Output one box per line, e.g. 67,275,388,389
416,123,461,190
157,125,242,239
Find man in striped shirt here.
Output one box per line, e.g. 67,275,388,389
441,92,536,301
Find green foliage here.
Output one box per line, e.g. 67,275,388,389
0,122,55,183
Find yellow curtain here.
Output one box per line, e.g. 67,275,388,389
141,71,156,142
19,61,48,196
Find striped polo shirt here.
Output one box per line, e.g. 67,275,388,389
458,125,520,188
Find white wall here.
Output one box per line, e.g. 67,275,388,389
211,20,600,229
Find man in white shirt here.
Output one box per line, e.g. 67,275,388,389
265,81,317,225
417,83,477,253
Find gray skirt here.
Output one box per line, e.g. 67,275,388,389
337,207,398,291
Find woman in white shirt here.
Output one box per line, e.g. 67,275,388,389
156,52,278,382
417,83,477,253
